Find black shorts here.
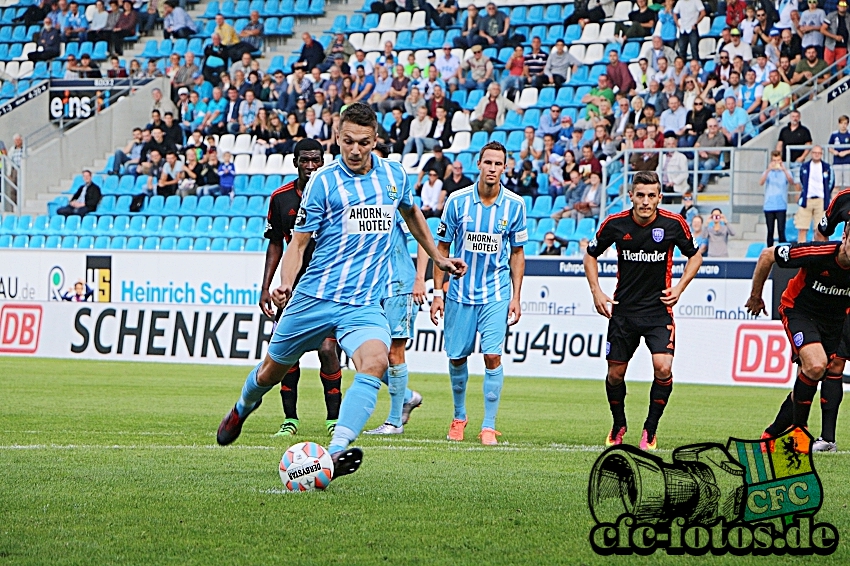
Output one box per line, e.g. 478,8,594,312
606,314,675,363
836,315,850,360
780,306,844,360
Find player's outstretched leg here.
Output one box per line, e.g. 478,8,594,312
274,364,300,437
791,345,830,433
764,391,795,439
448,359,469,441
402,389,423,425
641,355,673,451
604,363,628,447
815,364,844,452
218,358,289,445
479,356,504,446
318,338,343,436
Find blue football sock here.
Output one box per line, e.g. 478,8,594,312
403,389,413,404
386,363,409,427
235,364,274,418
482,365,504,430
449,361,469,421
329,373,381,454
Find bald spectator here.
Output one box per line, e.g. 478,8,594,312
443,160,474,195
296,33,325,72
28,18,60,61
469,82,523,134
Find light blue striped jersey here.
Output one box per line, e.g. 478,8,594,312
294,154,413,305
386,214,417,298
436,184,528,304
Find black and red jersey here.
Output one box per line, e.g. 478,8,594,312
264,180,316,286
818,189,850,238
587,209,699,317
776,242,850,322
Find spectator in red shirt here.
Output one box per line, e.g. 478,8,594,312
606,49,636,94
726,0,746,28
577,144,602,179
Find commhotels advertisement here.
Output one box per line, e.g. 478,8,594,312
0,250,788,387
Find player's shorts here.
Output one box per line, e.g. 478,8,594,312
837,316,850,361
267,292,391,366
833,164,850,188
794,197,825,231
382,293,417,340
780,306,844,360
606,314,675,363
444,300,509,360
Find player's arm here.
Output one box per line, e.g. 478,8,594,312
661,251,702,306
260,239,283,316
271,231,311,308
398,203,466,277
583,253,615,318
746,246,777,316
508,246,525,326
413,243,428,304
816,193,848,241
430,240,452,325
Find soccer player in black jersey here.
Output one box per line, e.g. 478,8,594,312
751,206,850,453
258,138,343,438
584,171,702,451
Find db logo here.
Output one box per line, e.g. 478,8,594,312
0,304,42,354
732,323,792,384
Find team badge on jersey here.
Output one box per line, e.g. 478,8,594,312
793,332,804,347
295,207,306,227
386,184,399,201
498,219,508,232
652,228,665,243
777,245,790,261
436,222,447,237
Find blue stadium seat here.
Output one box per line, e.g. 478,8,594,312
531,218,554,240
95,195,115,216
129,215,146,233
111,215,129,236
543,4,561,23
211,216,229,236
245,237,263,251
102,175,119,194
202,0,220,18
210,237,228,250
555,218,575,240
31,61,49,79
162,216,179,233
510,6,526,25
564,241,580,256
746,242,766,258
143,237,160,250
520,109,541,128
246,175,264,195
552,195,566,212
264,17,279,35
176,237,193,250
396,30,412,51
142,216,163,235
160,236,176,251
63,215,81,234
574,218,597,241
193,216,213,236
178,194,198,215
426,217,441,237
12,215,32,235
94,235,110,249
140,40,159,59
505,131,524,152
245,216,264,235
411,29,428,49
117,175,135,194
554,86,574,107
0,215,16,235
176,216,195,236
195,195,214,216
126,236,144,250
27,215,49,235
188,37,203,56
227,237,245,251
220,0,236,16
707,16,725,38
212,196,231,215
564,24,581,44
113,195,131,215
536,87,555,109
226,217,246,236
61,236,78,249
28,235,45,248
244,196,265,217
528,196,553,219
45,215,65,235
451,89,466,108
235,0,250,17
44,235,61,249
345,13,364,32
229,196,248,216
328,14,346,33
144,195,165,215
92,41,108,60
157,39,173,58
489,131,506,145
545,25,564,45
12,235,28,248
109,236,127,249
427,30,445,49
278,16,294,35
523,242,539,256
497,111,522,131
468,131,488,154
193,236,210,250
162,195,181,215
527,5,544,23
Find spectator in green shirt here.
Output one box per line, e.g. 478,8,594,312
790,45,831,85
581,74,615,119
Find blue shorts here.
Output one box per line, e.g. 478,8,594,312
267,292,391,366
444,300,509,359
382,294,417,340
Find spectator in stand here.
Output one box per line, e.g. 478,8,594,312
694,118,725,191
657,0,677,46
723,28,754,62
320,33,354,72
657,133,689,195
647,35,677,71
630,136,659,171
157,150,182,197
368,65,393,111
740,5,760,45
87,0,109,43
659,95,688,140
721,95,755,145
520,126,544,165
615,0,655,39
673,0,706,61
800,0,827,59
777,55,795,83
679,190,699,222
143,149,165,194
162,1,195,39
161,112,182,147
112,128,144,174
57,170,101,216
703,208,733,257
759,70,791,123
776,109,812,166
582,74,614,119
415,145,452,190
452,4,482,49
796,146,834,241
828,115,850,192
522,36,548,84
643,80,668,114
108,1,136,57
402,106,433,165
571,171,602,220
425,107,453,151
578,144,602,178
632,59,650,93
201,87,226,134
500,45,526,96
434,45,459,86
821,0,849,67
476,3,510,48
565,0,614,27
14,0,50,27
458,44,493,92
539,232,565,256
538,106,563,139
740,69,765,114
726,0,746,28
151,87,178,116
293,32,325,73
106,56,128,78
606,50,636,95
238,90,261,133
386,107,410,154
405,85,425,116
230,52,252,81
63,2,87,42
424,0,457,29
551,170,587,219
420,169,446,218
196,153,220,195
760,150,793,246
223,87,242,134
469,82,523,134
444,160,473,195
791,45,830,85
428,85,458,119
683,97,712,147
238,10,263,53
216,152,236,196
71,53,102,78
29,18,61,61
286,67,314,111
173,51,198,97
779,28,803,65
352,65,375,103
534,39,581,89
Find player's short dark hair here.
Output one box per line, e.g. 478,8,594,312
293,138,323,160
339,102,378,131
632,171,660,188
478,141,507,162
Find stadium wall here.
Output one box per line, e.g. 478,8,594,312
0,84,49,143
0,251,792,388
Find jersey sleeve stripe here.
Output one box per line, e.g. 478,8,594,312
788,244,840,258
824,190,850,216
658,209,692,238
595,210,631,235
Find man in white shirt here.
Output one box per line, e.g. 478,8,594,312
304,108,324,139
795,146,833,241
651,56,673,85
402,106,434,166
774,0,799,31
435,44,460,86
657,134,690,194
751,51,777,85
673,0,705,61
659,95,688,141
723,28,754,62
420,169,446,218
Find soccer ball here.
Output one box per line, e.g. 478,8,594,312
279,442,334,492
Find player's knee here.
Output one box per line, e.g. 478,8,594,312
257,357,288,386
388,339,407,365
828,357,846,375
450,357,467,367
483,354,501,369
606,363,626,384
804,359,829,380
653,363,672,380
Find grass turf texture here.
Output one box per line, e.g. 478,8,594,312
1,357,849,565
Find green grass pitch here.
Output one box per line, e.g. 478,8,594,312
2,357,850,565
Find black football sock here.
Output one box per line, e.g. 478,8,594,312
643,376,673,438
605,379,627,429
321,369,343,421
820,372,844,443
765,392,795,437
280,364,300,421
792,371,821,429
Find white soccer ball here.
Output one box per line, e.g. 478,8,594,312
279,442,334,492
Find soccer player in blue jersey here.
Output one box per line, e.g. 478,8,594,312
365,214,427,434
216,103,466,479
430,141,528,446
